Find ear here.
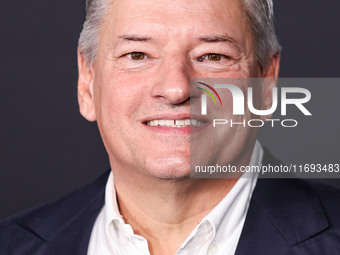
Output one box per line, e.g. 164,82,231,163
261,53,280,79
77,48,97,122
260,53,280,120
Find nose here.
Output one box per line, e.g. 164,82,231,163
150,55,191,105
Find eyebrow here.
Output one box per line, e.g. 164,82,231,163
118,34,153,42
199,35,241,50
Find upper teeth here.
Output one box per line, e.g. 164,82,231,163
146,119,204,127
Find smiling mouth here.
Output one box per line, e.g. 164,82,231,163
146,119,206,128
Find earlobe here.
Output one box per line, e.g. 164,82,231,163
258,79,275,120
259,54,280,120
77,48,97,122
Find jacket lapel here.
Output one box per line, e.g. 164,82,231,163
235,150,329,255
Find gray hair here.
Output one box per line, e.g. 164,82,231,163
78,0,281,68
78,0,110,67
242,0,281,68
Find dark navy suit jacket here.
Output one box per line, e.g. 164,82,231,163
1,150,340,254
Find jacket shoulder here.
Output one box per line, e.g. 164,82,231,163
308,180,340,226
0,170,109,254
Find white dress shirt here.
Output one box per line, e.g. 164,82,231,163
88,141,263,255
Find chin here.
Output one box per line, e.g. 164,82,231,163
145,159,191,180
156,172,191,181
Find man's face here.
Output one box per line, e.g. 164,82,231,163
78,0,276,179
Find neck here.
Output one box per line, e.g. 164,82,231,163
113,168,238,255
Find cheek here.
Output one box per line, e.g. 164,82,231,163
93,70,149,162
97,71,148,119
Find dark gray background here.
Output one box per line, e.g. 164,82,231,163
0,0,339,219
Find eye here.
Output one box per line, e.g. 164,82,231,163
128,52,146,60
208,54,222,61
197,53,229,62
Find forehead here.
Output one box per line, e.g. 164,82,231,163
101,0,251,46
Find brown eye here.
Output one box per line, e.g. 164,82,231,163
130,52,145,60
207,54,222,61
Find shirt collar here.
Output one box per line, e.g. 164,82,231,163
178,141,263,253
103,172,124,226
204,140,262,230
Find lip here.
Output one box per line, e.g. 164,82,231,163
140,113,211,134
140,113,210,122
